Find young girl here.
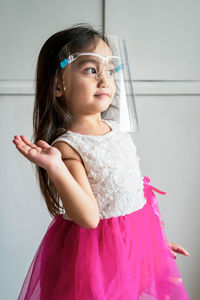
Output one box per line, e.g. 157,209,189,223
13,24,190,299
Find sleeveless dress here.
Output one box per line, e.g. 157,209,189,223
18,119,189,300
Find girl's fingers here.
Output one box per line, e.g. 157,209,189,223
13,137,31,152
18,136,51,150
171,250,177,259
13,136,36,156
14,142,30,157
36,140,51,149
14,135,20,140
20,135,38,149
170,243,190,256
176,247,190,256
14,140,40,162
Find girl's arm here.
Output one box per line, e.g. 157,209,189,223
47,152,100,229
13,135,99,229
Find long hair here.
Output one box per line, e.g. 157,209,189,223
32,23,118,218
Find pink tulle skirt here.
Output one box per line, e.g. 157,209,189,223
18,177,189,299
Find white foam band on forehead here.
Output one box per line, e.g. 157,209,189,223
68,52,121,64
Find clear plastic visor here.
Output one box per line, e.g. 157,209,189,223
58,34,139,134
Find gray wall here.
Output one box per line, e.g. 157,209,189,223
1,0,199,299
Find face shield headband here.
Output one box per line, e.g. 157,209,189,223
60,52,124,80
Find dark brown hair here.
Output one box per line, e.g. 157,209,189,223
32,23,118,218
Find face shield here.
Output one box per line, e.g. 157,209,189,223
58,34,139,134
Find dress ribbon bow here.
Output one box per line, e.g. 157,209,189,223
143,176,166,229
143,176,175,253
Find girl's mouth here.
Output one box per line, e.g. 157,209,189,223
94,94,110,99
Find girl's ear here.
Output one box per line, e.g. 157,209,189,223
55,76,66,97
55,79,63,97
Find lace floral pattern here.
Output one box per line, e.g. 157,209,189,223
51,120,147,220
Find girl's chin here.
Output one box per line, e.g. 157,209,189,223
92,101,111,112
94,96,113,107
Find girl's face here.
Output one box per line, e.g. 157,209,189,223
60,38,116,117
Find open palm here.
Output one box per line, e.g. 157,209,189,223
12,135,62,171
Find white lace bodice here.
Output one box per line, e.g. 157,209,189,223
51,119,147,220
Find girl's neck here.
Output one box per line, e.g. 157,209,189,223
69,118,112,136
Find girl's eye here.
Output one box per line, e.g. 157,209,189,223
85,67,97,74
84,67,115,76
108,69,115,76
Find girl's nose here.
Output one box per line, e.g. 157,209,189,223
96,69,110,87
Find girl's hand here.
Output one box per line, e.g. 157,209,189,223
12,135,62,171
168,241,190,259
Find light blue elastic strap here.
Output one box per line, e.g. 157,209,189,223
60,58,70,69
114,63,124,72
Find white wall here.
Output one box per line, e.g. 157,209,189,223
1,0,199,299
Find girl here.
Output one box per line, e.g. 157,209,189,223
13,24,190,299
